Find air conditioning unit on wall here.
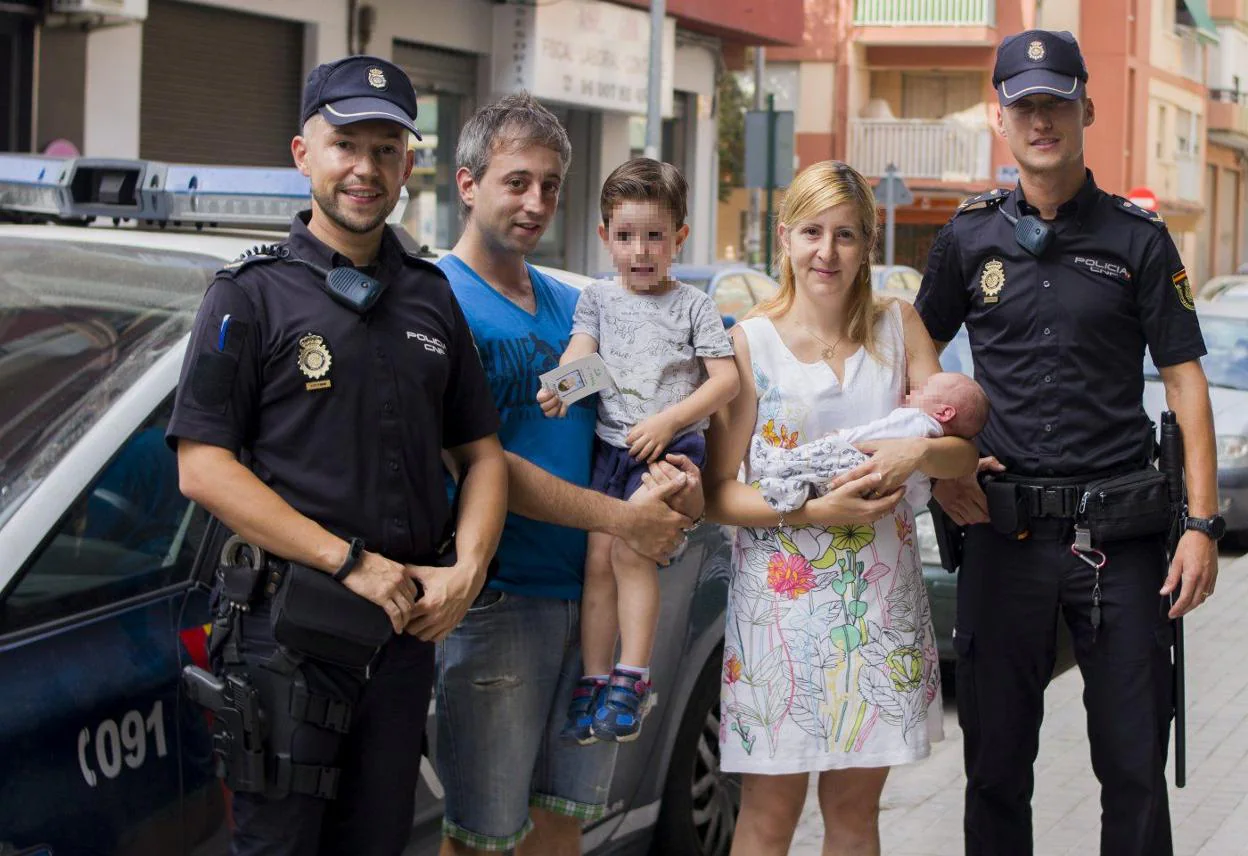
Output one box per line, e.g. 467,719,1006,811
48,0,147,21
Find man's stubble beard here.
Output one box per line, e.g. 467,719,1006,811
312,186,394,235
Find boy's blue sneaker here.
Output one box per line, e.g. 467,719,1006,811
560,677,606,745
590,668,654,743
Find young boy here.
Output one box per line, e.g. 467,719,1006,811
751,371,990,512
537,158,739,743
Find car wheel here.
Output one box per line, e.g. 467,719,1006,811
651,650,740,855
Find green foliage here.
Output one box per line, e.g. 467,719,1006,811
716,69,748,202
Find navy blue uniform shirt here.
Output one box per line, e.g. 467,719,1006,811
916,172,1205,478
167,212,499,563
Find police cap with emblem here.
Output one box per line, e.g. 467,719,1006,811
993,29,1088,106
300,55,422,139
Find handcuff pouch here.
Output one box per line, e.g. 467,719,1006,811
983,477,1030,538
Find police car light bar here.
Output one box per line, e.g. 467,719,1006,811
0,155,68,220
0,154,405,231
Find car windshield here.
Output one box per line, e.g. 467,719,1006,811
0,237,218,521
1143,314,1248,390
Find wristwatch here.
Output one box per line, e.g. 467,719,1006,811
1184,515,1226,541
332,537,366,581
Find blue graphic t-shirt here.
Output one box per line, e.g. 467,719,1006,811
439,255,595,600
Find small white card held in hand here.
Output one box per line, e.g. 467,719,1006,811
540,354,614,405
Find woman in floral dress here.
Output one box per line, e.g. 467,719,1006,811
704,161,978,855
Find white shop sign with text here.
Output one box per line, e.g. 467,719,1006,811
492,0,675,117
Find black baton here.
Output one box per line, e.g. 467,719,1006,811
1159,410,1186,788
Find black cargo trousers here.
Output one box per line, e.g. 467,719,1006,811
955,521,1174,856
224,603,435,856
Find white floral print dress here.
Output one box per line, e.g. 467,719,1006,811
720,307,943,774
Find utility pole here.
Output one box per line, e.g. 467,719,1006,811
746,46,765,267
644,0,665,160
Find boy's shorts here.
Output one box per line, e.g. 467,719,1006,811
587,432,706,500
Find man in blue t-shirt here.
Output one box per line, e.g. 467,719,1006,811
435,94,698,855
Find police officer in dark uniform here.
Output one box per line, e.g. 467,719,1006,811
917,30,1221,856
167,56,507,855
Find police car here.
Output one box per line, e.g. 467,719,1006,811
0,155,738,856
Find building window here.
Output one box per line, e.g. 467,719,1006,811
1156,105,1168,160
1176,108,1194,157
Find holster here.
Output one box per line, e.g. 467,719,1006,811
927,498,965,573
982,476,1031,538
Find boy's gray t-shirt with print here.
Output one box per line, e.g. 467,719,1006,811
571,279,734,448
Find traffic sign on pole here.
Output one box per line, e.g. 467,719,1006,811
878,164,912,269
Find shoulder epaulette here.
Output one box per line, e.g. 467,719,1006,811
220,243,289,276
954,187,1008,217
1110,195,1167,229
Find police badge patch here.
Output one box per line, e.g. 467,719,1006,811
980,258,1006,304
1172,269,1195,311
298,333,333,390
367,67,387,89
1027,40,1046,61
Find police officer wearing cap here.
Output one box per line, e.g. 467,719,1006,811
168,55,506,855
918,30,1220,855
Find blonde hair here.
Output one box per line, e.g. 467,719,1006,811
753,160,886,359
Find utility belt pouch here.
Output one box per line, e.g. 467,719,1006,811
983,477,1030,538
270,563,392,670
1078,468,1172,543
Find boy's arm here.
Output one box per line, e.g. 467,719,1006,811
626,356,740,462
560,332,600,365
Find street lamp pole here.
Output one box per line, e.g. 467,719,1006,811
644,0,665,160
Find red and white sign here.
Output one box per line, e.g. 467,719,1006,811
1127,186,1159,211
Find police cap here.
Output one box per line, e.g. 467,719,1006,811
300,55,422,139
993,30,1088,106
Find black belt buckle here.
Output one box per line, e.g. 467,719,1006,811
1038,486,1074,518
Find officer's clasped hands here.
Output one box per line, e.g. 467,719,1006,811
341,550,424,633
403,562,487,643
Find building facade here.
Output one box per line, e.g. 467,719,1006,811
21,0,801,273
721,0,1246,285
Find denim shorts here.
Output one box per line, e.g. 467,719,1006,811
588,431,707,500
435,589,618,851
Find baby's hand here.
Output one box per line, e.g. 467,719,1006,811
537,387,568,418
627,414,676,463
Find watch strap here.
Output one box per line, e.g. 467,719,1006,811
332,537,365,582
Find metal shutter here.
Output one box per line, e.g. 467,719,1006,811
140,0,302,166
392,41,477,97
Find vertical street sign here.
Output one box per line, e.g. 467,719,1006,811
877,164,913,270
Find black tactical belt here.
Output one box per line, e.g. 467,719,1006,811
992,468,1136,520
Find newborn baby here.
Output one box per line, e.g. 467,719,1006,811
751,372,990,513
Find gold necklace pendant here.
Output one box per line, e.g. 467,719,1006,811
821,346,836,360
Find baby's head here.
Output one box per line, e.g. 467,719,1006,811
908,372,989,438
598,158,690,293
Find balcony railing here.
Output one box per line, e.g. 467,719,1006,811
849,119,992,181
853,0,996,26
1210,88,1245,105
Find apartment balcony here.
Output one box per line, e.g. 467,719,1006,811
1209,88,1248,149
853,0,997,46
848,119,992,182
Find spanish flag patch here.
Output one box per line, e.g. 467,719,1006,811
1172,269,1195,311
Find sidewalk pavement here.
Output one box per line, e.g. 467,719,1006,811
789,550,1248,855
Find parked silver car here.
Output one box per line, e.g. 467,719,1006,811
1144,299,1248,537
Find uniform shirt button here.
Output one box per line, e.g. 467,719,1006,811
383,401,394,413
1044,374,1053,383
1044,423,1053,432
392,517,403,527
389,460,400,471
1043,280,1051,288
1043,327,1052,335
